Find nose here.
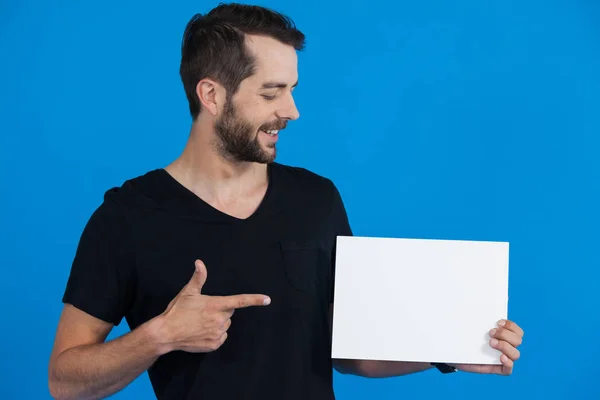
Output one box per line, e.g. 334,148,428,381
276,93,300,121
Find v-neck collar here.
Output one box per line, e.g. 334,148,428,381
155,163,275,223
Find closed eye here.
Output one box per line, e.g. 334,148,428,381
261,94,277,101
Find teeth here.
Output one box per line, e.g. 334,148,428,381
265,130,279,135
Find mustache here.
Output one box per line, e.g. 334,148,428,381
259,120,287,131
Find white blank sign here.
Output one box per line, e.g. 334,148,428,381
331,236,509,365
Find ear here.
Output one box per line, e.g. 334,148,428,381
196,79,224,116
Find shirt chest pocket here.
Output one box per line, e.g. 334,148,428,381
279,239,330,294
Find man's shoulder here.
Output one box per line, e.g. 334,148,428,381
94,168,168,216
271,162,336,192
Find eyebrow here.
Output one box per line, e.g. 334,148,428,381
260,80,298,89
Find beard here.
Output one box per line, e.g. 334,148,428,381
214,98,285,164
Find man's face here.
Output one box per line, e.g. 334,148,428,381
214,34,300,164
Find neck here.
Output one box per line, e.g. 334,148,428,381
165,120,268,201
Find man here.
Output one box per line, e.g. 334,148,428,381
48,3,524,399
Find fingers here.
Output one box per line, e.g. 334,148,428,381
489,319,523,363
206,318,232,351
184,260,208,294
218,331,228,346
489,327,522,349
216,294,271,310
498,319,524,338
204,332,228,352
455,361,510,376
454,363,503,374
500,354,514,375
221,317,232,331
487,319,523,376
489,333,521,361
209,317,232,340
456,319,523,377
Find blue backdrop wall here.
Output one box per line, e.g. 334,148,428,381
1,0,599,398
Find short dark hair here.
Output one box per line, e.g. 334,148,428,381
179,3,306,120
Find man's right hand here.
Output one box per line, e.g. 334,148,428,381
156,259,271,354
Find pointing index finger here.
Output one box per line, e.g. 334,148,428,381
217,294,271,310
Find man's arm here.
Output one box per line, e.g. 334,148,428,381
325,182,524,378
48,304,167,400
329,305,525,378
49,260,270,400
333,358,433,378
328,305,433,378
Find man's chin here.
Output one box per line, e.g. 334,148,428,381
240,148,275,164
262,152,276,164
261,147,276,164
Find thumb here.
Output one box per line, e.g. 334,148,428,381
185,259,207,294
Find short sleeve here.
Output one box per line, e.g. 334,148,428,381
330,182,352,238
62,201,133,326
328,181,353,303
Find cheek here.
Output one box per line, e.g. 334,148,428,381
248,112,272,129
234,97,274,128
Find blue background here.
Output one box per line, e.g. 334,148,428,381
1,0,599,398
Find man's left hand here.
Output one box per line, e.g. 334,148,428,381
452,319,524,376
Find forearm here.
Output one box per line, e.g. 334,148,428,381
333,359,432,378
49,317,168,400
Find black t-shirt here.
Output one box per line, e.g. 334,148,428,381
62,162,353,400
